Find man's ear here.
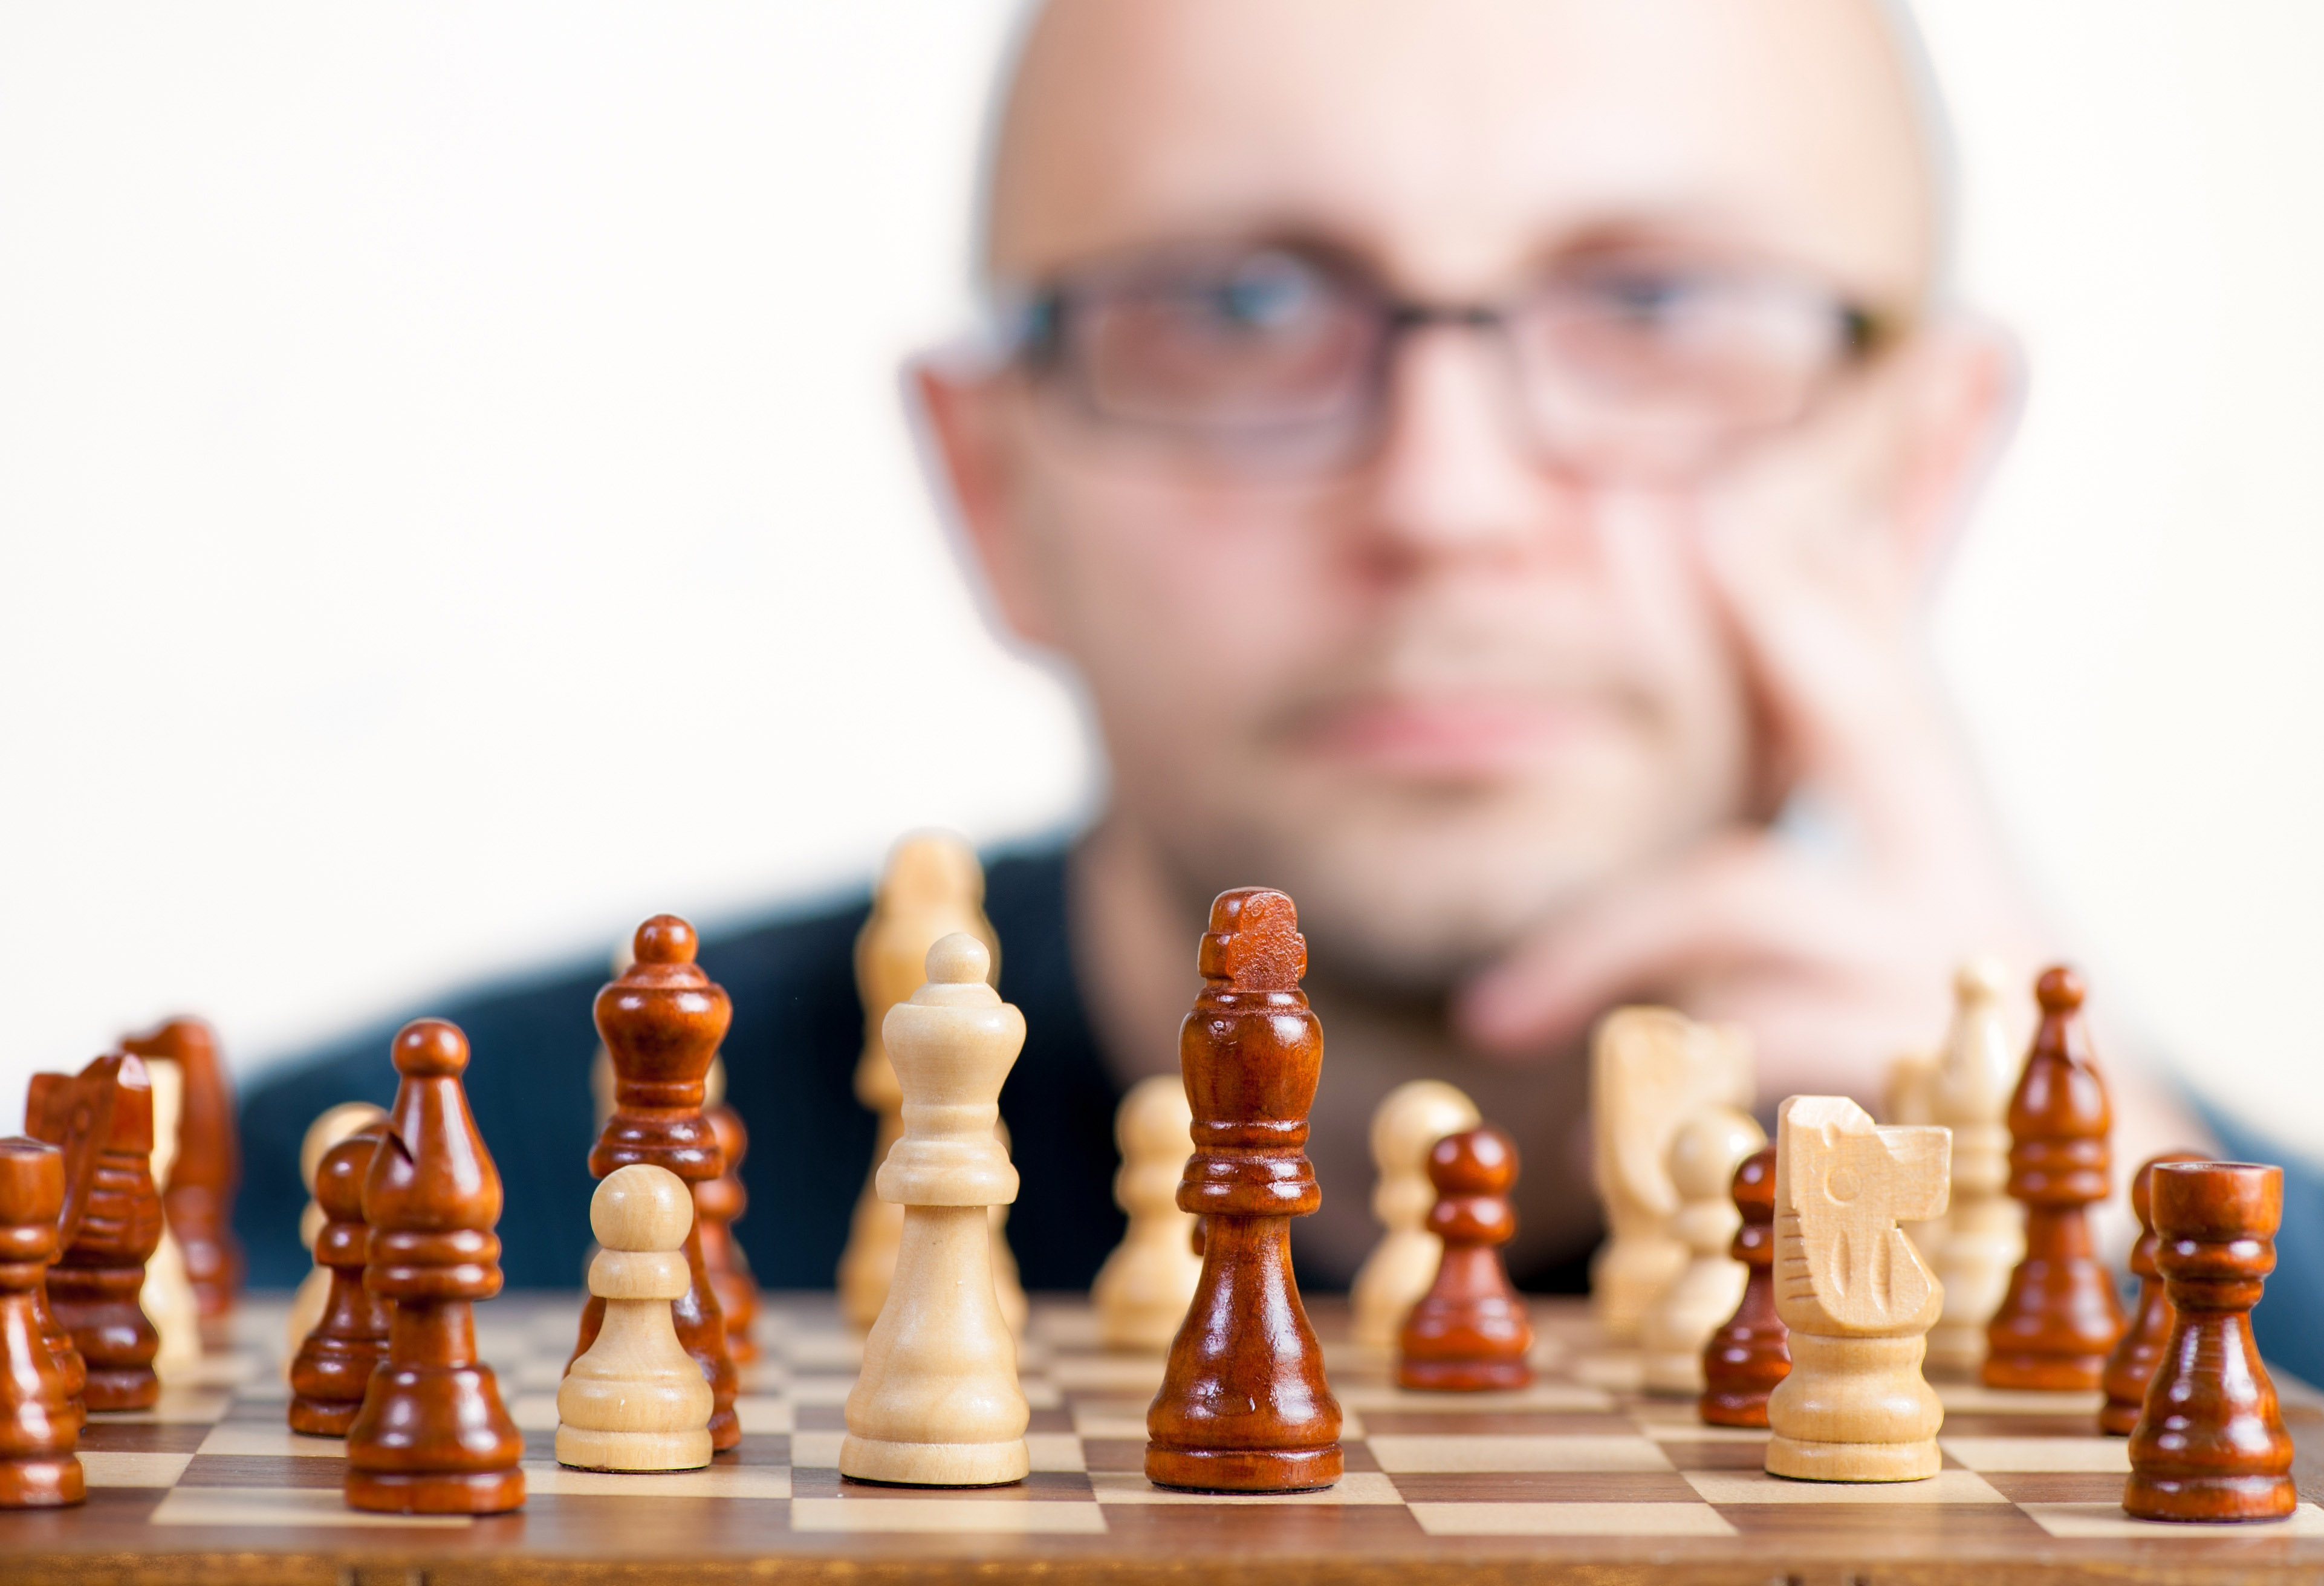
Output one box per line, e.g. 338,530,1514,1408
907,361,1062,650
1886,316,2025,587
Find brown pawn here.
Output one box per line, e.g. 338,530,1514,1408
2124,1162,2297,1522
1699,1145,1790,1428
27,1054,164,1411
696,1104,758,1364
120,1017,242,1329
288,1125,392,1436
345,1020,525,1515
1982,967,2126,1390
0,1139,83,1508
568,915,740,1452
2100,1151,2208,1436
1398,1126,1533,1390
1146,888,1342,1493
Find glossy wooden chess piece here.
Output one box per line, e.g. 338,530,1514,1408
120,1018,241,1328
0,1138,83,1509
285,1102,388,1376
839,833,1003,1331
1643,1107,1766,1395
1700,1146,1789,1428
1092,1074,1202,1352
696,1105,758,1365
288,1125,392,1437
560,1165,714,1472
1146,888,1342,1493
1764,1096,1950,1482
1982,967,2126,1391
1398,1125,1533,1391
569,915,740,1452
1589,1008,1754,1342
1350,1080,1479,1352
28,1054,164,1411
2100,1151,2208,1436
344,1020,525,1514
2123,1162,2297,1522
841,935,1031,1486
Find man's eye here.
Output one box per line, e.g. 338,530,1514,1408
1591,274,1706,325
1193,257,1325,332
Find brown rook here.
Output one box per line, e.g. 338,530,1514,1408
0,1138,83,1509
345,1020,525,1515
1983,967,2125,1389
120,1018,242,1326
2123,1161,2297,1523
1398,1125,1533,1391
288,1125,392,1437
569,915,741,1451
28,1054,163,1411
2100,1151,2207,1437
1147,888,1342,1493
1700,1145,1790,1428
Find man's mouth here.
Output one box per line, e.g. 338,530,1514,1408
1283,693,1626,779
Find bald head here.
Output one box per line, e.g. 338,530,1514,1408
986,0,1941,312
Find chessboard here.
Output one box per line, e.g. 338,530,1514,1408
15,1293,2324,1585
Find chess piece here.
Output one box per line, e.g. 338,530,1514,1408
695,1105,758,1365
345,1019,525,1515
285,1102,388,1372
1092,1074,1202,1352
1982,967,2125,1390
1642,1107,1766,1395
28,1053,164,1411
839,832,1002,1331
987,1122,1030,1339
1882,1049,1948,1263
1699,1146,1788,1428
1764,1096,1950,1482
1925,960,2027,1375
138,1056,203,1380
287,1125,392,1436
2124,1161,2297,1522
120,1018,241,1327
568,915,741,1452
1589,1008,1753,1341
1146,889,1342,1493
559,1164,715,1471
1350,1080,1481,1352
840,934,1030,1486
2100,1151,2209,1436
1398,1125,1533,1391
0,1138,83,1509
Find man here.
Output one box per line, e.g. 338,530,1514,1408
241,0,2201,1297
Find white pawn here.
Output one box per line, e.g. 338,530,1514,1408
1092,1076,1201,1351
557,1164,714,1472
284,1101,388,1376
1765,1096,1950,1483
1925,958,2027,1374
841,934,1030,1487
1350,1080,1481,1351
1641,1106,1767,1394
141,1056,203,1379
1881,1048,1949,1265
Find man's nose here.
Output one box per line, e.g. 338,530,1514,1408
1362,323,1574,568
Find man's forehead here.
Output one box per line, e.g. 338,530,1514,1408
987,0,1936,305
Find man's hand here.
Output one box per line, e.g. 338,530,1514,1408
1453,452,2048,1103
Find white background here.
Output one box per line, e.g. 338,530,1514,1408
2,3,2319,1159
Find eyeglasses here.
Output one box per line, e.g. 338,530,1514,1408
1004,241,1901,481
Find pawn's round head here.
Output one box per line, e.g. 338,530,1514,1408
591,1163,695,1253
634,914,699,968
1956,957,2007,1003
392,1018,469,1077
1669,1108,1767,1201
924,931,992,987
1429,1124,1517,1196
315,1128,383,1223
1118,1072,1194,1154
0,1137,65,1237
2036,964,2085,1016
1731,1145,1777,1221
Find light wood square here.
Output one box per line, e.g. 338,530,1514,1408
80,1451,195,1487
2023,1501,2324,1538
148,1487,472,1529
1411,1501,1737,1537
197,1426,345,1460
1941,1437,2131,1472
1683,1469,2008,1504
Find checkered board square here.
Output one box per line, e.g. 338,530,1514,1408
16,1295,2323,1584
